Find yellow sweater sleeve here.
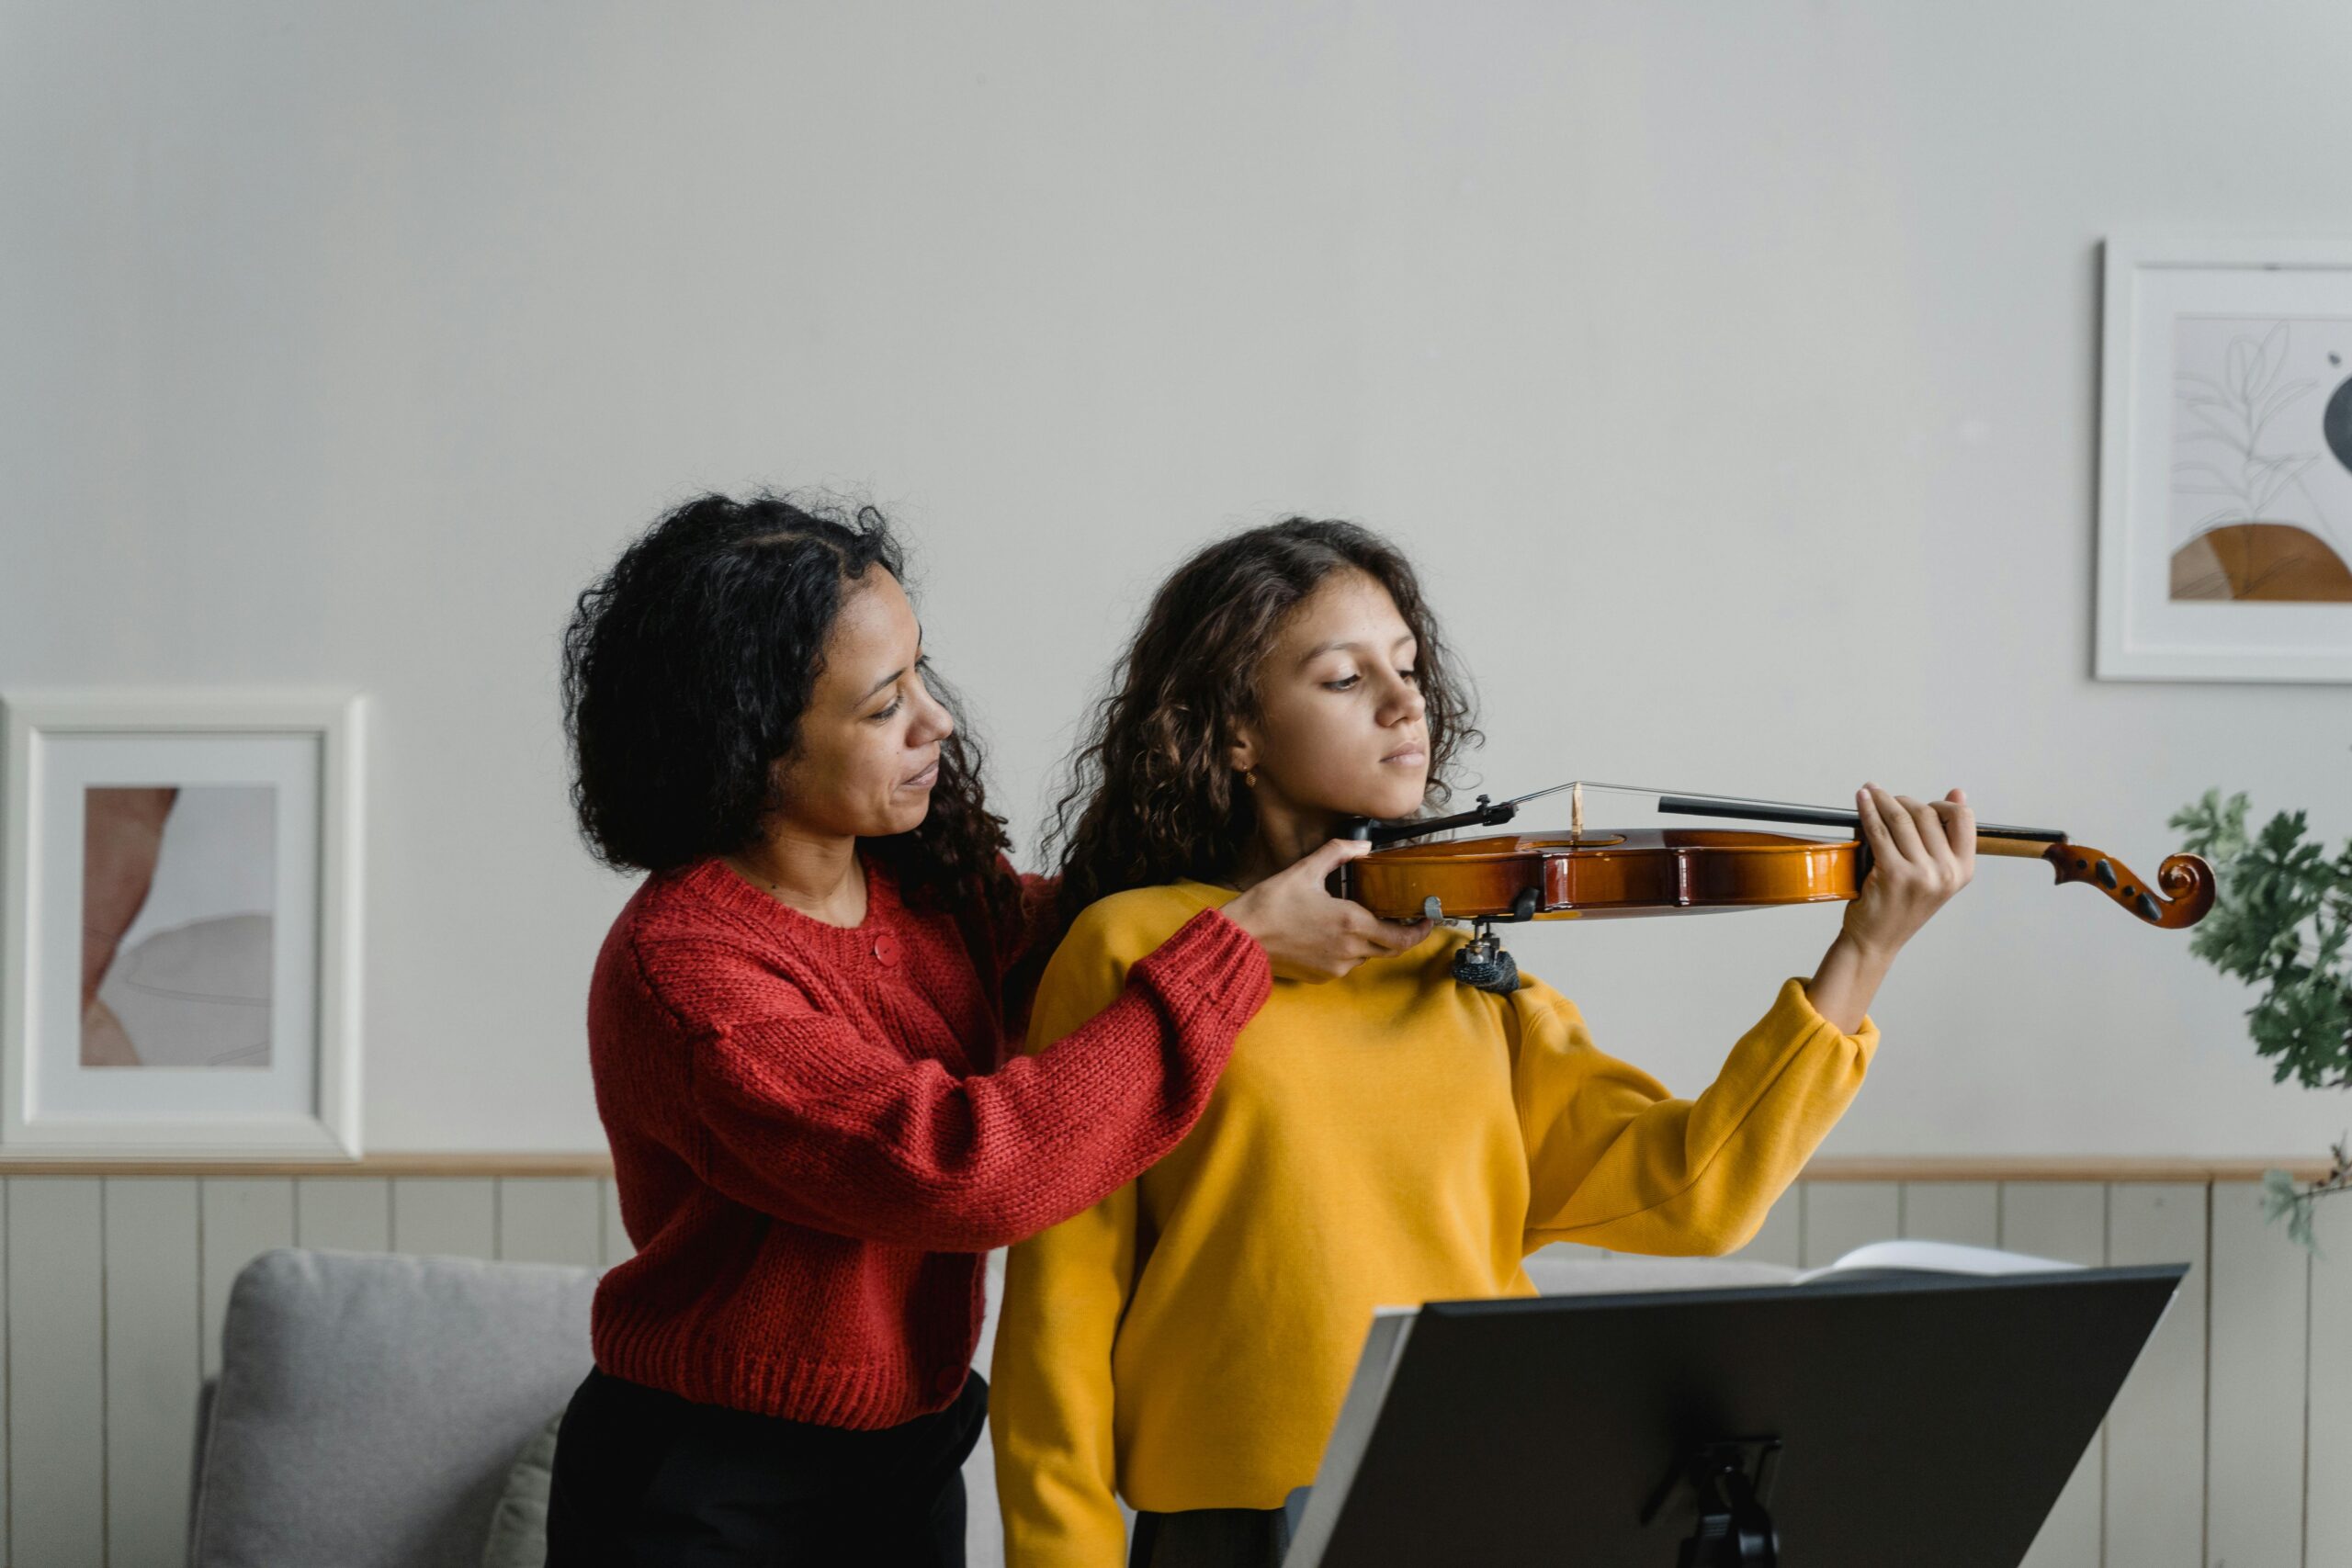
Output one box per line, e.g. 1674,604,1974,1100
1510,975,1877,1256
990,904,1147,1568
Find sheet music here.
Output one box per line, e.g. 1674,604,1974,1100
1791,1238,2081,1285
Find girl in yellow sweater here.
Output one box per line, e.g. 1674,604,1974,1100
990,518,1973,1568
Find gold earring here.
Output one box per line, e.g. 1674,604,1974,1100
1243,769,1257,788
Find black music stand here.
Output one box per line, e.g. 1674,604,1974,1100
1286,1264,2186,1567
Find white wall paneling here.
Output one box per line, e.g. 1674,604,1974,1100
0,1169,2313,1566
2207,1181,2309,1568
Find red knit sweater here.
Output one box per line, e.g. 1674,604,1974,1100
585,855,1270,1429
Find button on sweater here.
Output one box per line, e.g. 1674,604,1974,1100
585,856,1271,1430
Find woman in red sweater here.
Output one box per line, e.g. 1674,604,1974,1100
542,493,1426,1567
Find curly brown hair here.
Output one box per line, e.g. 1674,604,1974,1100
1045,517,1479,931
562,491,1019,929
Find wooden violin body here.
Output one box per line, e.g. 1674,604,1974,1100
1340,827,2216,930
1342,829,1860,922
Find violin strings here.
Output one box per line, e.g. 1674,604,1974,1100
1524,780,2062,843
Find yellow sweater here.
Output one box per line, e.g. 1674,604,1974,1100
989,881,1878,1567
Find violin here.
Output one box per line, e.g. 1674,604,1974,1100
1335,781,2217,993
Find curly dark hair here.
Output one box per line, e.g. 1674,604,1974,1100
561,492,1016,921
1046,517,1478,931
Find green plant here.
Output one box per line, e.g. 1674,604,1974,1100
2172,789,2352,1247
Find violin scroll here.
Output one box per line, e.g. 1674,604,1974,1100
2041,843,2217,930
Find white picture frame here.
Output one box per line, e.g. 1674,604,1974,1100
2097,233,2352,681
0,690,364,1157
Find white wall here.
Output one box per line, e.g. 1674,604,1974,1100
5,1,2347,1154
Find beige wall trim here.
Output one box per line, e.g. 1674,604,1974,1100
0,1152,2335,1181
1803,1156,2339,1183
0,1152,618,1178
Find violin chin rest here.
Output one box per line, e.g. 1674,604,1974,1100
1450,942,1521,995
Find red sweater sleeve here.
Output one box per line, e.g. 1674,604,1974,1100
677,908,1268,1252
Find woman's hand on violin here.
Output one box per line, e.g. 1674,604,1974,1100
1807,785,1973,1033
1222,839,1436,983
1844,784,1974,959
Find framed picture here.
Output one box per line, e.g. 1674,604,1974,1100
2097,233,2352,680
0,691,364,1156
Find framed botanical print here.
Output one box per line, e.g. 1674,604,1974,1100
2097,233,2352,680
0,691,365,1156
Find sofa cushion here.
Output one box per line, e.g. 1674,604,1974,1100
189,1247,598,1568
478,1411,565,1568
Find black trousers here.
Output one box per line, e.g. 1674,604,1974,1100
1128,1489,1311,1568
544,1367,989,1568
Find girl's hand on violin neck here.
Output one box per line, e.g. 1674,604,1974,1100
1843,784,1976,961
1804,785,1973,1033
1221,838,1436,984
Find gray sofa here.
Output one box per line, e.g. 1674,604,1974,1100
187,1249,600,1568
187,1246,1792,1567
